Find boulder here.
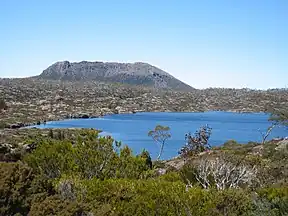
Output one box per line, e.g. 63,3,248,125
276,140,288,151
55,95,64,101
251,145,264,156
41,105,50,111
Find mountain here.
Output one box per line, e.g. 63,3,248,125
37,61,194,91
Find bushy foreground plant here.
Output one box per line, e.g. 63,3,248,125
2,129,288,215
0,162,54,216
49,177,256,216
2,161,287,216
24,129,152,180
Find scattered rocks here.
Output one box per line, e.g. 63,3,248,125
0,78,288,130
165,158,186,170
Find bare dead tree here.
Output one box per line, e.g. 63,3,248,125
186,156,257,190
259,123,277,145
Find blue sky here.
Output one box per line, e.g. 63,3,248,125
0,0,287,89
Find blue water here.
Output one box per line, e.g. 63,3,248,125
34,112,287,160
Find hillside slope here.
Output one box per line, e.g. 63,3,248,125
37,61,193,91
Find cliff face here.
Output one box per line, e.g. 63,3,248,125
38,61,194,91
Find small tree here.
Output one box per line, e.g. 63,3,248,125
179,125,212,157
139,149,153,169
259,123,277,145
148,125,171,160
48,129,54,139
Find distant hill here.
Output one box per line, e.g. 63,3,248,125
37,61,194,91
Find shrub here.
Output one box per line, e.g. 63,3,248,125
25,139,76,179
256,187,288,215
179,125,212,157
29,195,92,216
222,139,240,149
0,99,7,111
0,162,54,216
25,130,151,180
51,177,257,216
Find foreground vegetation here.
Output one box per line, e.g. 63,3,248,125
1,116,288,215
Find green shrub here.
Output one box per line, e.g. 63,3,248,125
257,187,288,215
29,195,92,216
0,162,54,216
25,130,151,181
0,99,7,111
158,171,183,182
0,121,7,129
24,139,76,179
179,125,212,157
223,139,240,148
50,177,256,216
212,189,253,216
5,128,288,215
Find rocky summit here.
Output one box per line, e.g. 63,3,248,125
37,61,194,91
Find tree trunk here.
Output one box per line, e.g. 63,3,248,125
157,142,165,160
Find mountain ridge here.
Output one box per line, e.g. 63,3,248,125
37,61,194,91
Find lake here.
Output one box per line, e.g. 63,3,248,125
34,112,286,160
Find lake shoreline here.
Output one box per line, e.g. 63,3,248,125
3,109,268,131
23,111,285,160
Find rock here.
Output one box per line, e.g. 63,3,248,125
165,158,186,170
48,114,56,120
276,140,288,151
41,104,50,111
155,168,167,176
55,95,64,101
38,100,47,105
115,106,129,114
23,143,37,152
251,145,264,156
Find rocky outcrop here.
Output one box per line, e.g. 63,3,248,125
37,61,194,91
